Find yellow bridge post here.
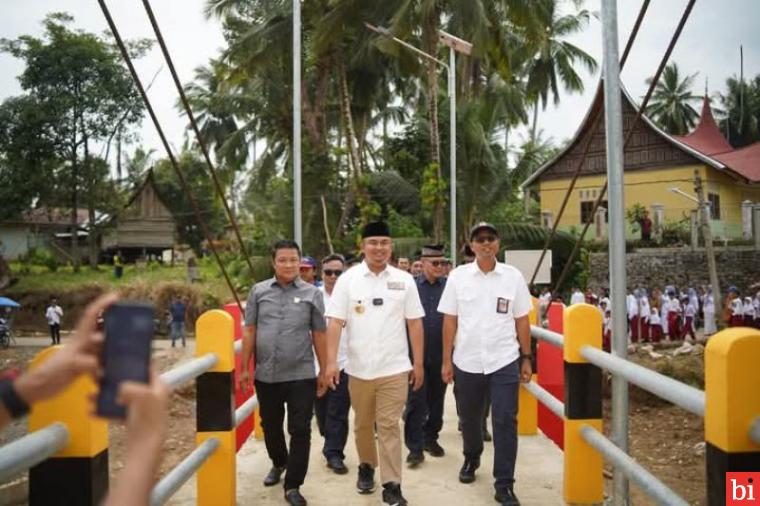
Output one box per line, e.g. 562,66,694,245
705,327,760,504
518,298,538,435
28,346,109,505
562,303,604,504
195,310,236,506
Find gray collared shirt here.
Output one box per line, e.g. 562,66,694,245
244,277,326,383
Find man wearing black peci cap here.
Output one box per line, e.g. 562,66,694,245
322,221,425,506
438,222,533,506
403,244,449,467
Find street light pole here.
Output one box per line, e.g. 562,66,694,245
365,24,470,262
449,45,457,264
293,0,302,246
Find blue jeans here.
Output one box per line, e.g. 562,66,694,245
454,359,520,492
170,321,185,347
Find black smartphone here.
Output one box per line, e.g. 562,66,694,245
96,302,154,419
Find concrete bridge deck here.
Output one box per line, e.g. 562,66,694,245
169,388,564,506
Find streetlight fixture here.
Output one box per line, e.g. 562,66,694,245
365,23,472,264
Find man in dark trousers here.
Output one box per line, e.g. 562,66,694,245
239,239,328,506
169,296,187,347
439,222,533,506
404,245,448,467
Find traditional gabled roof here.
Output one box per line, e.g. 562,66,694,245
673,95,733,156
713,141,760,183
521,81,729,189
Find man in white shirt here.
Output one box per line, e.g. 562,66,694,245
323,221,425,506
626,290,640,342
438,222,532,506
570,287,585,305
314,253,351,475
45,297,63,345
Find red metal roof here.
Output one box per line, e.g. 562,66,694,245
673,95,733,156
713,142,760,183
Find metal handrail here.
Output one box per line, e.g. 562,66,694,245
750,417,760,446
523,381,564,419
235,395,258,428
530,326,565,348
581,345,705,417
0,423,69,482
580,425,689,506
160,353,219,390
149,437,220,506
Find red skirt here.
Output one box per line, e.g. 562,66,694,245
630,315,640,342
730,315,744,327
640,319,650,342
667,311,681,338
649,325,662,343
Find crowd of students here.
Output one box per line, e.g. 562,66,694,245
540,284,760,351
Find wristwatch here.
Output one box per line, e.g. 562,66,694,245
0,378,30,419
520,353,533,361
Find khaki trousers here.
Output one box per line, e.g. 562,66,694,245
348,372,409,484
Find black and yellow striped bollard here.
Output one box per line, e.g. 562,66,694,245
195,310,237,506
28,346,109,506
563,303,604,504
705,327,760,504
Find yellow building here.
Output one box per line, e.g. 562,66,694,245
521,83,760,240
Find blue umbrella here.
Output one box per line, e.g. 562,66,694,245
0,297,21,308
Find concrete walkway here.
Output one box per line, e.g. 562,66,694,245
168,388,564,506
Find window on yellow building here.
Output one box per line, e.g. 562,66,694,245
580,200,608,224
707,193,721,220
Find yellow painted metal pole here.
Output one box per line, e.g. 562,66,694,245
518,298,538,435
195,310,236,506
705,327,760,504
563,304,604,504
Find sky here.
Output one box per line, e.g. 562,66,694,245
0,0,758,165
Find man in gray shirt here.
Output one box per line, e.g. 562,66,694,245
239,239,328,506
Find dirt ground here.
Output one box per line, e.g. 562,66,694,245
0,340,198,502
1,338,708,505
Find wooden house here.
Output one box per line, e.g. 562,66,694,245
102,170,176,260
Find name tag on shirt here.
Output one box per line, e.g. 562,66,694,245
496,297,510,314
387,281,405,291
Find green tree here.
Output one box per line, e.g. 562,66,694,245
524,0,597,141
152,151,226,255
1,13,147,269
645,62,700,135
719,75,760,148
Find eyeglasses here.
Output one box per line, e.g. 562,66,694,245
429,260,448,267
473,235,497,244
323,269,343,277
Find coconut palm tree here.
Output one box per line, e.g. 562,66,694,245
524,0,597,141
645,62,700,135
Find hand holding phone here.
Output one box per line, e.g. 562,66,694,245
97,302,154,419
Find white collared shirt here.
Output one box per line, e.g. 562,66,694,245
45,305,62,325
320,286,349,371
437,261,532,375
325,261,425,380
570,290,585,305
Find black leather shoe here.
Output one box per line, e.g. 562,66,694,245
356,463,376,494
382,482,408,505
424,440,445,457
495,486,520,505
406,451,425,468
326,456,349,475
284,488,307,506
263,465,286,486
458,458,480,483
483,428,493,442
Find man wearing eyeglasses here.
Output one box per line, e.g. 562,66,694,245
314,253,351,475
323,221,425,506
404,245,449,468
438,222,533,506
